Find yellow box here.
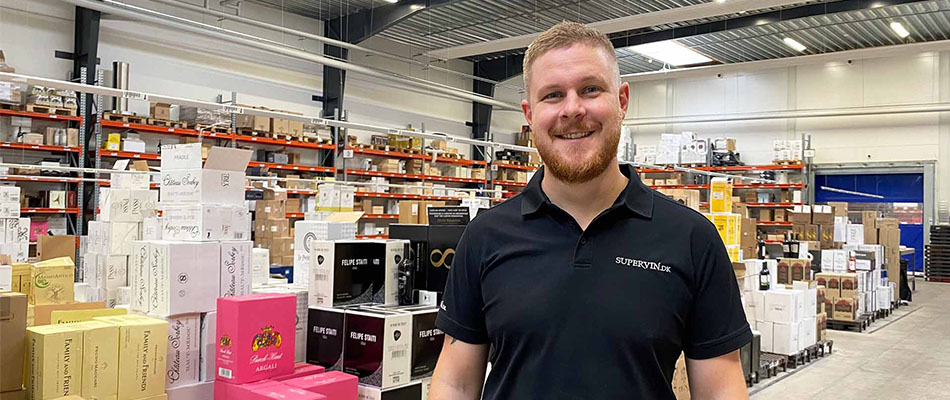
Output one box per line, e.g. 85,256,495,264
727,246,741,262
724,214,739,246
137,394,168,400
71,321,119,400
50,308,126,325
12,263,33,299
709,178,733,214
105,133,122,151
711,215,729,244
93,315,167,400
31,257,75,306
26,324,83,399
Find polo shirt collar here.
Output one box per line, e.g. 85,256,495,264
520,163,654,219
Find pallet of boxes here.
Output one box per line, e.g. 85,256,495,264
703,178,743,262
255,188,295,267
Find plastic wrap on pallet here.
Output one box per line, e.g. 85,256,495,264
179,106,229,125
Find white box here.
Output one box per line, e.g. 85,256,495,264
149,241,220,317
756,321,774,353
231,207,251,241
344,308,412,389
165,381,213,400
764,290,801,323
160,147,251,206
753,292,766,321
74,282,90,302
820,251,834,272
833,250,848,272
108,221,141,255
252,284,308,363
110,171,150,190
142,216,162,240
115,286,131,305
199,311,216,382
772,322,800,356
105,254,129,290
0,186,21,203
163,313,201,389
800,316,816,349
251,248,270,287
846,224,865,245
129,241,150,312
162,204,239,241
0,202,20,218
293,221,358,285
0,243,28,263
357,382,422,400
0,264,11,291
161,143,204,171
309,240,403,307
219,240,252,298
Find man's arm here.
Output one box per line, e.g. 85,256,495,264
428,335,489,400
685,350,749,400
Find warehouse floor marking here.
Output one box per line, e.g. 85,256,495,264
747,353,833,396
865,305,921,335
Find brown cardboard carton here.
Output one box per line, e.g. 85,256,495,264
828,202,848,217
789,211,811,224
815,274,835,292
93,315,167,400
36,235,76,262
819,224,834,249
877,217,899,230
11,264,33,299
253,115,271,132
285,199,301,214
776,259,792,285
758,209,773,222
864,224,878,245
773,209,787,222
740,218,757,248
839,273,858,299
420,201,446,225
287,120,304,138
263,188,288,201
31,258,75,306
0,389,26,400
805,225,819,242
785,258,810,282
832,298,858,321
398,201,420,224
149,103,171,120
1,293,27,392
861,211,878,228
30,302,107,327
672,353,690,399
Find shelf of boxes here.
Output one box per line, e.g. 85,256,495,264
353,191,462,201
651,184,710,190
495,162,538,171
344,168,483,184
361,214,398,219
100,150,162,160
0,176,82,184
0,108,83,122
234,134,336,150
734,183,804,189
21,207,81,214
0,142,81,153
348,146,487,167
99,150,335,174
637,164,803,173
756,221,794,227
494,180,527,187
700,202,804,208
101,120,234,139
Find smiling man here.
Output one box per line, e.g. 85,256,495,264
428,21,752,399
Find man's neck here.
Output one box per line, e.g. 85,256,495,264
541,161,628,231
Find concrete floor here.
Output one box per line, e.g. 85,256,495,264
751,281,950,400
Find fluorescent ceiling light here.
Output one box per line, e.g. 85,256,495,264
627,40,712,67
383,0,399,3
890,22,910,38
783,37,807,52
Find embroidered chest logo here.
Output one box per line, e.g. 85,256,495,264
616,257,672,273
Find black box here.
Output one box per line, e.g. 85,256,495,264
426,225,465,293
307,306,346,370
343,308,412,388
365,305,443,380
309,240,406,307
389,224,428,305
357,381,423,400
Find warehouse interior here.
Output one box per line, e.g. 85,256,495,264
1,0,949,399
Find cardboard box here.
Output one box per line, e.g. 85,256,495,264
160,145,252,206
763,290,800,323
219,241,253,298
307,307,346,370
284,371,357,400
775,259,792,285
846,224,864,245
773,209,787,222
832,298,858,321
784,258,810,282
150,102,171,120
31,257,75,306
0,293,27,393
199,311,216,383
144,242,220,317
839,273,858,299
36,235,76,262
308,240,405,307
164,314,201,389
357,381,422,400
215,293,296,384
93,315,168,400
29,302,107,327
26,324,84,398
292,221,359,286
73,320,119,400
772,322,800,356
756,321,773,353
343,309,411,389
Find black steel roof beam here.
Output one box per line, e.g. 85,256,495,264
327,0,460,45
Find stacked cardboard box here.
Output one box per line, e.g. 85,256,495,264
292,220,357,286
704,178,743,261
317,183,356,212
751,281,818,356
0,186,30,262
255,188,294,266
772,139,803,163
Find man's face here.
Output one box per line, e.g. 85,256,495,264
522,43,629,184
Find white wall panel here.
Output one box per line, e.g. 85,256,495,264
795,61,864,109
736,68,789,113
863,53,937,106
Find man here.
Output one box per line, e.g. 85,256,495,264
429,21,751,399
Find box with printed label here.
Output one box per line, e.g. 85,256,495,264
163,314,201,389
283,371,357,399
160,146,251,206
93,315,168,400
832,297,858,321
73,320,119,400
709,178,732,214
343,308,412,389
146,241,220,317
251,285,309,363
108,221,140,256
219,241,252,298
366,305,442,380
31,257,75,306
775,259,792,285
839,273,858,299
307,307,346,370
308,240,405,307
162,204,241,241
293,221,358,286
763,290,801,324
26,324,84,399
357,381,422,400
215,293,296,384
771,322,800,356
199,311,216,383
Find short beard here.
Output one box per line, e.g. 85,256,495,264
538,124,619,185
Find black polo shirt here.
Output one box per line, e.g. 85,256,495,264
435,163,752,399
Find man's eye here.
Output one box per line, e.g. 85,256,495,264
583,86,601,94
543,92,562,100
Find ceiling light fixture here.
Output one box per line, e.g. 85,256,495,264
783,37,807,52
384,0,399,3
890,22,910,38
627,40,712,67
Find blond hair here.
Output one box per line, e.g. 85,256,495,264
522,21,619,94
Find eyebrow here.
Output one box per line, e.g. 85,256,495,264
535,75,609,95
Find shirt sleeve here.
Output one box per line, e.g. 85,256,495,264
435,228,490,344
683,223,753,360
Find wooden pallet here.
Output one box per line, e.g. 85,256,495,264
147,118,187,128
827,314,871,332
266,133,297,141
189,124,232,134
25,103,78,116
103,112,146,124
773,160,803,166
236,128,268,137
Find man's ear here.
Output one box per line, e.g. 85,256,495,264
618,82,630,118
522,98,532,126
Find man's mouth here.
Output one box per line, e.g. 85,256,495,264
557,130,594,140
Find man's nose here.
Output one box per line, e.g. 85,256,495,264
559,91,586,121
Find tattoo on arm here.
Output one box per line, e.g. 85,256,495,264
451,337,458,344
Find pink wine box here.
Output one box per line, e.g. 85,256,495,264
216,293,296,384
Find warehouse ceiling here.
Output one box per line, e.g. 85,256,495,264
244,0,950,76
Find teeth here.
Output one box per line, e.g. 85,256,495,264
561,131,592,139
